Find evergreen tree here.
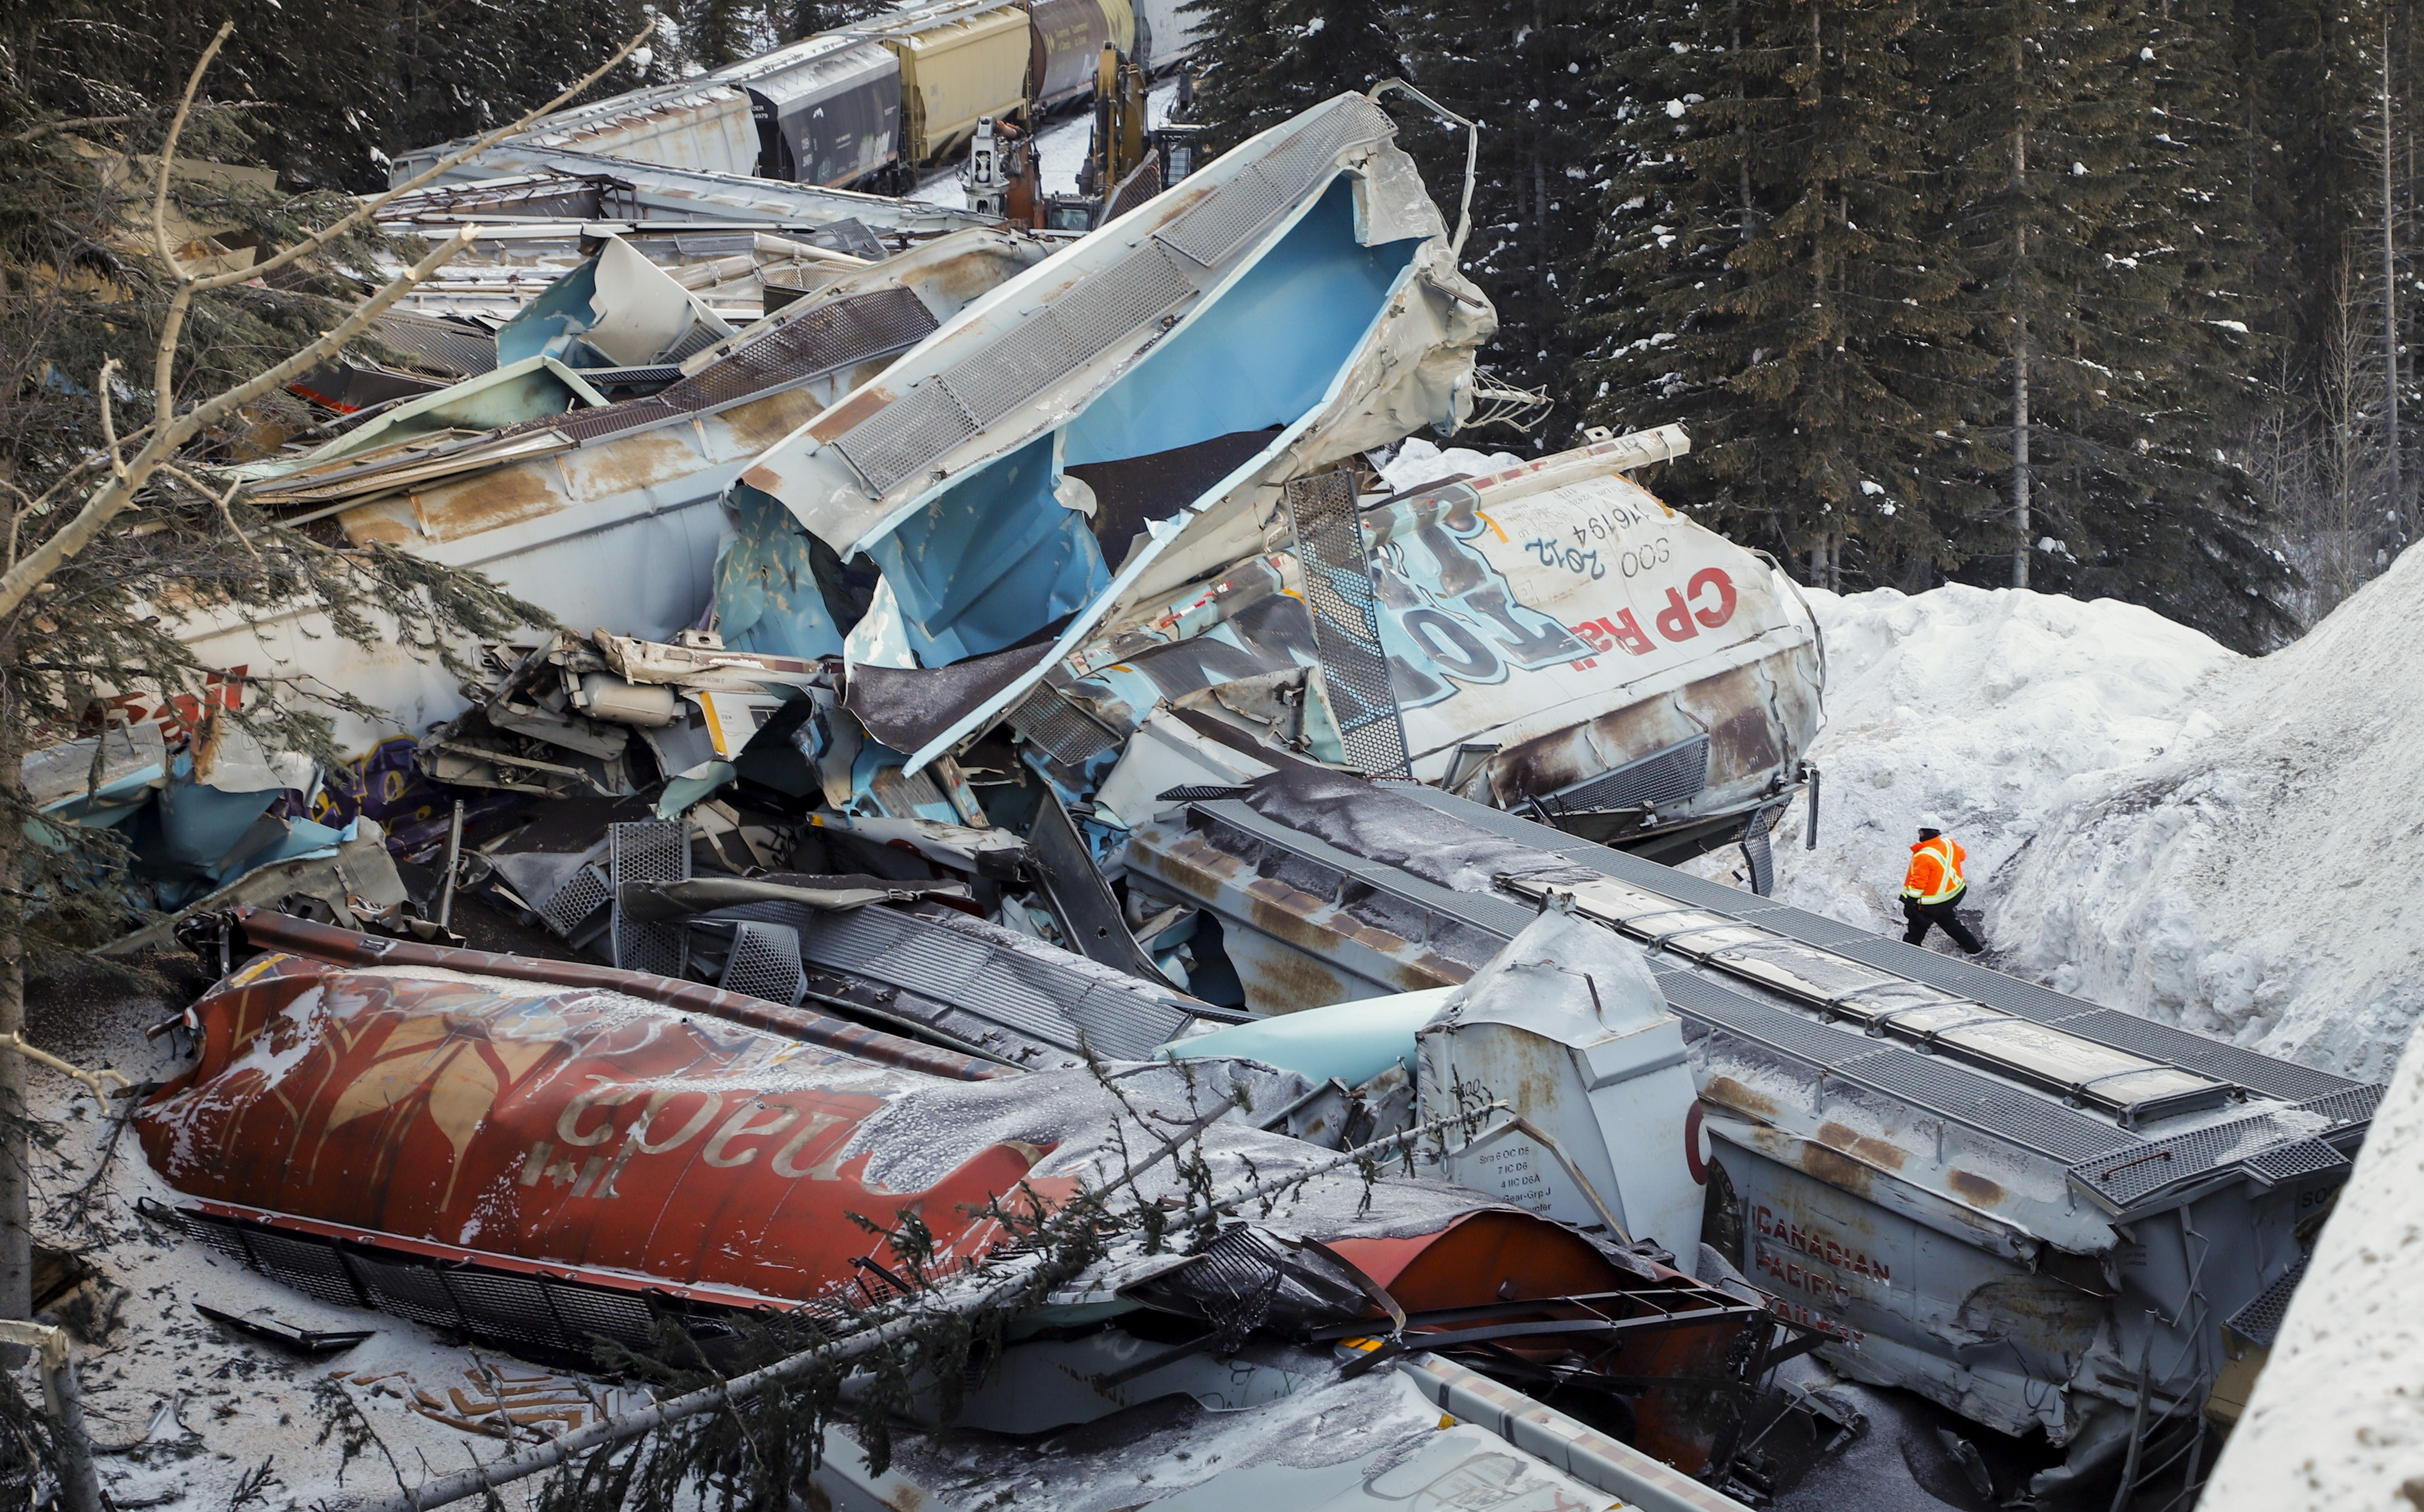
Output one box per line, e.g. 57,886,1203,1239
1397,0,1608,445
785,0,893,39
678,0,778,72
1184,0,1402,155
1577,0,1985,588
1922,0,2289,646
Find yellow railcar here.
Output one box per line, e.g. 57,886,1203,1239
844,0,1034,167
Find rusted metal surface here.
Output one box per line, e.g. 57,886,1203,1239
1067,438,1820,847
182,232,1053,753
1119,774,2379,1465
138,926,1034,1311
1120,807,1487,1011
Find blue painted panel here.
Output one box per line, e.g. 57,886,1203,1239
715,485,845,659
497,261,601,366
1063,179,1420,465
868,434,1111,666
868,175,1417,670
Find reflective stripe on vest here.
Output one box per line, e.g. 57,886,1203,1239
1904,838,1964,905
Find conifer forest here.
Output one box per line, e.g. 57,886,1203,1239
1188,0,2420,650
2,0,2417,646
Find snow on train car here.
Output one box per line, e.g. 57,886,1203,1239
844,0,1035,167
735,35,903,187
390,36,899,187
467,72,762,178
1027,0,1135,110
1129,0,1207,72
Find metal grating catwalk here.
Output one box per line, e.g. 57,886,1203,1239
1397,786,2371,1110
1156,780,2380,1220
1282,471,1413,778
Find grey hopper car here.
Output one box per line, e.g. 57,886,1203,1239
742,37,904,187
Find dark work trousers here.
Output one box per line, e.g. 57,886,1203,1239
1902,889,1984,954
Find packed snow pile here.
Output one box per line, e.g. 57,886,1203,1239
1747,544,2424,1079
1718,581,2234,936
1991,544,2424,1077
2199,1019,2424,1512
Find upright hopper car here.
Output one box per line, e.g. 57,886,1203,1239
391,0,1182,195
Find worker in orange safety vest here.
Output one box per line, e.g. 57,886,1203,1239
1901,814,1984,954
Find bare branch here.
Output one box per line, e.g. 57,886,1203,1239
0,1033,131,1105
188,22,654,297
0,224,481,622
152,21,233,288
7,114,133,144
159,464,260,561
94,358,126,480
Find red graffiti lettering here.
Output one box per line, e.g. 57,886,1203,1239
1654,587,1698,642
1688,567,1737,628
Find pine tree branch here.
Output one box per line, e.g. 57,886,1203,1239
351,1102,1503,1512
182,21,655,299
0,224,481,625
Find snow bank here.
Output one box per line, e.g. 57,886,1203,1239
2199,1017,2424,1511
1990,545,2424,1078
1711,581,2235,941
1733,544,2424,1080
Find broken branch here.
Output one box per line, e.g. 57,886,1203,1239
150,22,231,289
0,1032,130,1105
347,1262,1047,1512
184,22,654,298
0,222,479,623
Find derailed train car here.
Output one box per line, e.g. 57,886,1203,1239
391,0,1139,192
1130,0,1207,71
138,907,1781,1482
1027,0,1136,110
391,34,903,188
1048,433,1823,861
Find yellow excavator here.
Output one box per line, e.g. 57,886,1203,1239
963,45,1205,233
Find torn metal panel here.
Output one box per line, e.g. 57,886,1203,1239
272,355,610,472
391,142,987,236
741,90,1493,773
1118,771,2377,1447
182,232,1051,754
1025,784,1177,985
495,236,737,368
793,900,1195,1061
845,640,1058,751
1048,432,1820,845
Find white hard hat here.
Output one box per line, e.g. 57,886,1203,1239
1917,812,1946,831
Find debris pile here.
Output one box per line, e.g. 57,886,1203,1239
21,76,2381,1512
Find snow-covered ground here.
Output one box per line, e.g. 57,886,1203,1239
19,966,555,1511
910,80,1182,211
1728,544,2424,1080
2200,1019,2424,1511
